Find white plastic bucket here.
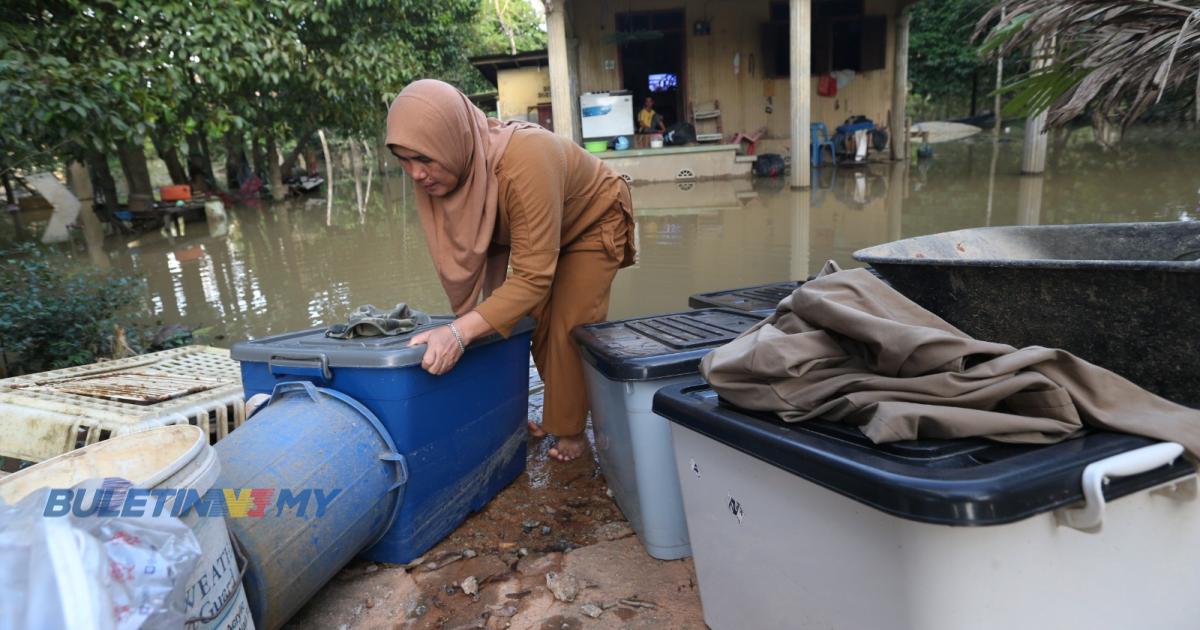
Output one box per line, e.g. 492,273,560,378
0,425,254,630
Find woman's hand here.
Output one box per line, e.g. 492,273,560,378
408,312,494,375
409,325,465,375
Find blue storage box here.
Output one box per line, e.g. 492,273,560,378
231,317,534,563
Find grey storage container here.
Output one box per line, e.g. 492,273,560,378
572,309,760,559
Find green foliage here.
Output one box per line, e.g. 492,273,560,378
443,0,548,96
0,244,144,374
908,0,998,119
0,0,482,175
471,0,547,57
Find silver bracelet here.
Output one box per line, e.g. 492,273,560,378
447,323,466,353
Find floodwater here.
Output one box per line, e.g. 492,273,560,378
7,125,1200,347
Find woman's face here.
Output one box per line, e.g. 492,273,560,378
391,146,460,197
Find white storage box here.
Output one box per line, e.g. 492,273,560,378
572,309,761,559
0,346,244,465
653,382,1200,630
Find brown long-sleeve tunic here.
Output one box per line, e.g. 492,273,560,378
474,129,635,336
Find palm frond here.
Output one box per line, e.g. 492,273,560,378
975,0,1200,128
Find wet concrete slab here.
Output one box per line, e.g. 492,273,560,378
287,432,705,630
286,362,705,629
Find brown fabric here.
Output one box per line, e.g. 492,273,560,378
700,263,1200,456
530,209,629,436
385,80,540,316
474,129,635,337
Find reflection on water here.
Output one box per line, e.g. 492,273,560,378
6,125,1199,346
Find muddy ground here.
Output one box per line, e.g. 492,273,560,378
286,367,705,630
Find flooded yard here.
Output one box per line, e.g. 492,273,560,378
4,125,1200,628
7,125,1198,345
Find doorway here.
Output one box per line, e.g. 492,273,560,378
616,9,686,131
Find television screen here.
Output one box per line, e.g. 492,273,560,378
648,73,677,93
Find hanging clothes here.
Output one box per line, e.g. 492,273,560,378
699,263,1200,457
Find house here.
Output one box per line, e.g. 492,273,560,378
542,0,918,185
470,49,554,128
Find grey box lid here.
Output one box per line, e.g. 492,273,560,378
232,316,534,369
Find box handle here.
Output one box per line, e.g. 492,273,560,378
269,354,331,382
1060,442,1185,532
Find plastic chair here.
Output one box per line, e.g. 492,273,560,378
811,123,837,167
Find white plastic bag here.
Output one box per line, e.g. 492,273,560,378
0,478,202,630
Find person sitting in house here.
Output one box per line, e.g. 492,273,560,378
637,97,666,134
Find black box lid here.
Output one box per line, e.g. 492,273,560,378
687,281,802,313
653,381,1194,526
572,309,762,381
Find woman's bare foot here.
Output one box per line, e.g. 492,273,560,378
527,420,547,438
548,433,587,462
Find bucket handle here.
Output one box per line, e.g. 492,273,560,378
265,381,411,548
1059,442,1185,532
267,380,322,404
184,531,250,628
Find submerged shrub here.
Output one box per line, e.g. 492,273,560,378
0,244,144,375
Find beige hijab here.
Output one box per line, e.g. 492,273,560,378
385,79,539,315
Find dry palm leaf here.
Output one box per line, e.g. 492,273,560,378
976,0,1200,128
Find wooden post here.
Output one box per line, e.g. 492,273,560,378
1194,57,1200,124
790,185,811,280
547,0,581,144
993,7,1005,139
885,160,907,241
1021,36,1052,174
318,129,333,226
1017,175,1043,225
789,0,812,189
889,6,911,161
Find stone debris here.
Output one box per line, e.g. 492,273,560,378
461,576,480,596
593,522,634,541
364,564,379,574
521,519,541,533
462,549,478,559
546,571,580,603
579,604,604,619
540,525,552,536
422,552,464,572
364,595,375,609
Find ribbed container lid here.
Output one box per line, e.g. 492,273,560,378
572,309,762,381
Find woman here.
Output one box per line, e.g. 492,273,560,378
388,80,636,462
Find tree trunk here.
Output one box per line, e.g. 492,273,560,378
251,136,267,181
187,133,214,192
266,135,286,201
151,133,189,185
2,172,14,205
280,127,315,177
224,131,246,190
116,140,155,212
86,150,120,220
969,69,978,118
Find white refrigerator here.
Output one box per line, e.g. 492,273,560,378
580,92,634,139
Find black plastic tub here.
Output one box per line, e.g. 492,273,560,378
854,221,1200,407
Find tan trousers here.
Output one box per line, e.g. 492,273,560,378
530,209,629,436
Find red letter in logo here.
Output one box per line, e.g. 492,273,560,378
249,488,275,517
